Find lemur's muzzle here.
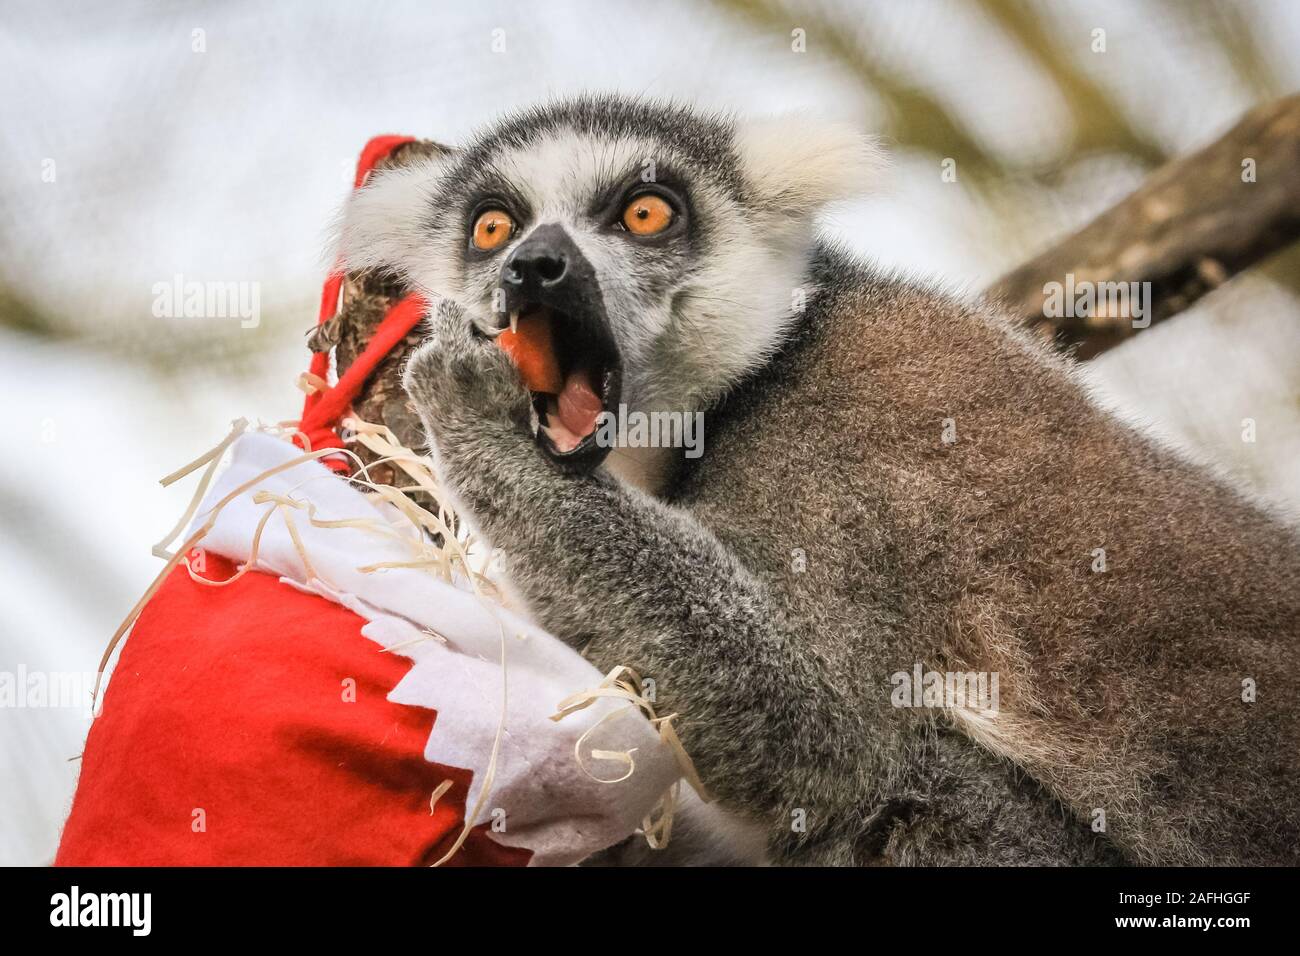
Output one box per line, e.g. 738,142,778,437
497,224,622,471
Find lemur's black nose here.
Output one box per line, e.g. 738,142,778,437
497,224,603,335
512,251,566,285
502,225,572,291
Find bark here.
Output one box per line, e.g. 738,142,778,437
987,94,1300,359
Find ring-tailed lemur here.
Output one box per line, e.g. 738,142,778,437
339,95,1300,866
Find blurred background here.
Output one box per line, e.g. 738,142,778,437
2,0,1297,865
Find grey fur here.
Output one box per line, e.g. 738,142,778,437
382,97,1300,866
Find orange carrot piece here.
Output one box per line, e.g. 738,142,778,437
496,313,564,394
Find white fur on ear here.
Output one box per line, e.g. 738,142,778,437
331,154,453,282
735,115,885,218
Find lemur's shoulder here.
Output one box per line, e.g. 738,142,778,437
719,240,1069,393
683,241,1073,468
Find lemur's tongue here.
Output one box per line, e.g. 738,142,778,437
551,366,602,449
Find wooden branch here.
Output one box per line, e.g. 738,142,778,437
987,93,1300,359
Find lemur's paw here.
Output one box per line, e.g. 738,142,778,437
402,298,531,433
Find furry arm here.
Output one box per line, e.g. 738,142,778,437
401,301,868,847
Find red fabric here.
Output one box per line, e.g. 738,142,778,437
295,134,422,472
56,553,530,867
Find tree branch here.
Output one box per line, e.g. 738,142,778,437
987,93,1300,358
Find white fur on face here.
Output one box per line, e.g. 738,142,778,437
336,108,884,415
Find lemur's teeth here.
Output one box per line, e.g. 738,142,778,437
509,310,519,334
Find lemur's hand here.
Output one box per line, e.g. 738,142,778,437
402,298,532,441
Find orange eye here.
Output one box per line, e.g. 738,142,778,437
622,194,674,236
472,209,514,251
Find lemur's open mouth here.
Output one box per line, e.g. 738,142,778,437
509,301,622,469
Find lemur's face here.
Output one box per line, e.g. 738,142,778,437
340,96,877,469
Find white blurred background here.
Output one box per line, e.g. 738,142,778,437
2,0,1298,865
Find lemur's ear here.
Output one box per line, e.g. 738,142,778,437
333,145,458,280
734,116,884,219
